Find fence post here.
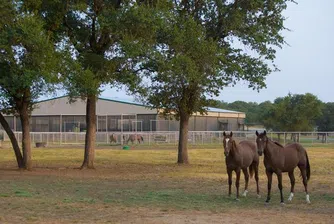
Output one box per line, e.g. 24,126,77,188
298,132,300,143
326,132,328,144
148,133,151,145
312,132,314,145
284,132,286,145
219,132,221,145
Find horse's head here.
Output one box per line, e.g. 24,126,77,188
255,130,268,156
223,131,235,157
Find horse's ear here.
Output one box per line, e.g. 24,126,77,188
223,131,226,136
264,130,267,135
256,131,259,136
230,131,233,137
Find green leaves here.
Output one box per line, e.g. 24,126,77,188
54,0,163,101
316,103,334,132
0,1,63,112
129,0,294,120
262,93,323,131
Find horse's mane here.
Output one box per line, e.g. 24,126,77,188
273,141,284,148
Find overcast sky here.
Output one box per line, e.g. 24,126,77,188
100,0,334,103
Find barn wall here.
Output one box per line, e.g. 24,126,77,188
0,96,245,132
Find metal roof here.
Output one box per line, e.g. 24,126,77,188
37,95,244,114
206,107,243,114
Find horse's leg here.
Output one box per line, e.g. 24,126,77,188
277,171,284,204
300,166,311,203
227,168,232,197
227,169,232,196
288,170,295,202
255,163,260,198
242,168,249,197
265,169,273,203
235,168,241,200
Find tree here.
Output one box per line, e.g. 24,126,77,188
226,101,260,124
135,0,294,164
54,0,156,169
317,103,334,131
209,100,229,110
0,1,61,170
262,93,323,133
316,102,334,142
0,1,23,168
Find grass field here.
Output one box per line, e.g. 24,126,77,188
0,146,334,223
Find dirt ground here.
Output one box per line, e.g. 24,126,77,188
1,202,332,224
0,147,334,223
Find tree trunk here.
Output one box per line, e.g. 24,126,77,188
19,104,32,170
81,95,96,169
0,113,24,168
177,113,189,164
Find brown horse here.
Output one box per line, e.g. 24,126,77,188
255,130,311,204
109,133,117,144
223,131,260,200
123,134,144,144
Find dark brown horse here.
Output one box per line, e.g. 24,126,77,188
256,131,311,204
223,131,260,200
123,134,144,144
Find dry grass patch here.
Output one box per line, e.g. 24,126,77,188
0,146,333,223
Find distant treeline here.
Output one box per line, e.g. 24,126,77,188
210,93,334,132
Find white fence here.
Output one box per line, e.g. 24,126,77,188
1,131,334,146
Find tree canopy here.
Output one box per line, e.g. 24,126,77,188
129,0,295,163
316,103,334,132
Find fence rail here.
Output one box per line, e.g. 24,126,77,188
1,131,334,147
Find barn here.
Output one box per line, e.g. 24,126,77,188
0,96,245,133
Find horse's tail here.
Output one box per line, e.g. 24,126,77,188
141,136,144,142
249,163,255,179
305,150,311,181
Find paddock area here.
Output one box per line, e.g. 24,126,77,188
0,146,333,223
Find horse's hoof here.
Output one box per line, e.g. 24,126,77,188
280,202,285,206
257,194,261,199
235,198,240,201
242,190,248,197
